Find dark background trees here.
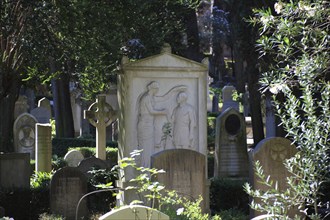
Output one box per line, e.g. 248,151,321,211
0,0,203,152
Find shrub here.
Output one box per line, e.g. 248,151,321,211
210,178,249,214
52,138,117,157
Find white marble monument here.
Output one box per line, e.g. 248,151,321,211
118,44,208,205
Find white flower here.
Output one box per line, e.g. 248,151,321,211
274,2,283,14
269,84,283,94
176,207,184,215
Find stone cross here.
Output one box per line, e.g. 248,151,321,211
84,95,117,160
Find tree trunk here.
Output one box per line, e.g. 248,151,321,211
246,61,265,146
50,59,74,138
0,75,21,152
183,8,203,62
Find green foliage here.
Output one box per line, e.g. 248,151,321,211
51,155,67,171
104,150,222,220
217,208,249,220
30,171,52,190
210,178,249,214
246,1,330,219
38,213,63,220
52,137,117,157
69,147,118,165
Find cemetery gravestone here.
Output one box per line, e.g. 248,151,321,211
64,150,84,167
0,153,30,189
214,107,249,179
99,205,170,220
84,95,117,160
50,167,88,220
35,123,52,172
118,44,208,205
38,97,52,114
251,137,298,218
31,106,51,123
151,149,208,212
78,157,108,179
221,85,239,112
14,95,29,119
13,113,38,159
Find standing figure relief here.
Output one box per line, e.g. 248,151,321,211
136,81,187,166
137,81,196,165
171,92,196,148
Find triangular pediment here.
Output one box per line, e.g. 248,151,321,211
122,51,207,70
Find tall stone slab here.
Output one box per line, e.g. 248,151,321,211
38,97,52,113
13,113,38,159
35,123,52,172
151,149,209,212
50,167,88,220
31,106,51,123
221,85,239,112
250,137,298,218
118,44,208,205
0,153,30,189
214,107,249,179
99,205,169,220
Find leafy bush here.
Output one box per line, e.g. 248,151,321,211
0,189,31,220
217,208,248,220
52,138,117,157
69,147,118,165
246,1,330,219
210,178,249,214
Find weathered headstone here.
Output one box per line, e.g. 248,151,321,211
214,107,249,179
50,167,88,220
250,137,298,218
0,153,30,189
84,95,117,160
221,85,239,112
77,157,108,179
64,150,84,167
151,149,208,212
118,44,208,206
13,113,38,159
35,123,52,172
14,95,29,119
31,106,51,123
99,205,170,220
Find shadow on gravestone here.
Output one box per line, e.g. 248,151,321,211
99,205,169,220
151,149,209,212
50,167,88,220
214,107,249,179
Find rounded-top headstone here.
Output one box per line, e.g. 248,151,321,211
64,150,84,167
77,157,108,178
